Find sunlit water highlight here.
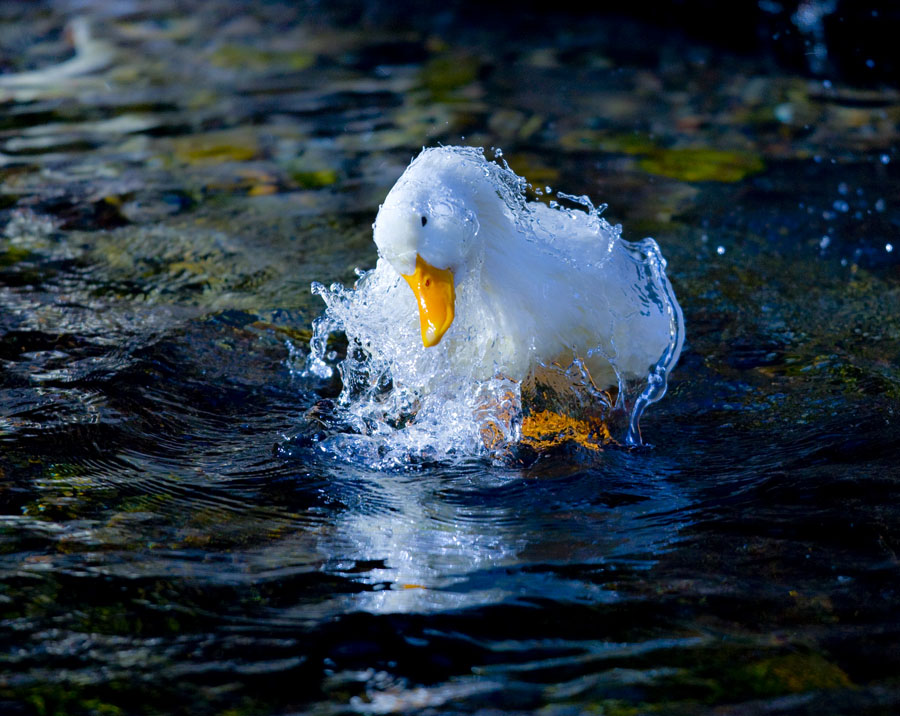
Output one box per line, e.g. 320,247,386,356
305,147,684,465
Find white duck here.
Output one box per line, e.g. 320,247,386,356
370,146,684,399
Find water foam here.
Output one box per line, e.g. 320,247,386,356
304,147,684,466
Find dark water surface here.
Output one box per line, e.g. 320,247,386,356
1,2,899,714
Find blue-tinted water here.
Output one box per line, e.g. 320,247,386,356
0,2,899,715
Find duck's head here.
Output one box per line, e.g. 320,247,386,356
373,148,488,347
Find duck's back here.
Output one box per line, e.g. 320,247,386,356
517,201,682,387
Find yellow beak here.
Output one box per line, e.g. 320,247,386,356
401,254,455,347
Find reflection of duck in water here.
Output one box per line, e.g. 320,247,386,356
370,146,684,446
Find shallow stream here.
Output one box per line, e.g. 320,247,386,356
1,2,899,714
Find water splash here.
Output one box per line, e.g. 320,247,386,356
305,270,523,466
792,0,838,75
621,238,684,446
304,147,684,465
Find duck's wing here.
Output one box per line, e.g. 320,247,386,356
523,202,682,384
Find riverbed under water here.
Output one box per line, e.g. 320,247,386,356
1,2,899,715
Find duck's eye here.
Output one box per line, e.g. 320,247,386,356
421,215,428,227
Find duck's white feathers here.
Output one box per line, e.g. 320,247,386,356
369,146,683,392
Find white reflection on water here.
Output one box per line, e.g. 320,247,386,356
310,456,689,615
312,470,527,614
7,434,690,622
